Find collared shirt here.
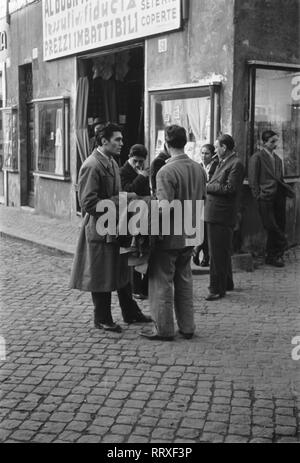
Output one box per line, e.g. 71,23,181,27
97,147,113,167
263,147,276,172
201,160,214,181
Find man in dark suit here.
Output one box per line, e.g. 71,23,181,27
248,130,288,267
205,134,245,301
193,143,219,267
120,144,151,197
150,146,170,196
120,144,151,299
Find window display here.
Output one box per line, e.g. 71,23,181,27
35,98,69,177
2,107,18,171
150,87,216,164
252,67,300,178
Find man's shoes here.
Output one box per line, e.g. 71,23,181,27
205,293,225,301
94,321,122,333
124,312,152,324
179,330,194,340
265,256,285,268
200,258,209,267
140,328,174,341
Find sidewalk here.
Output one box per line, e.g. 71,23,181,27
0,205,210,274
0,205,81,256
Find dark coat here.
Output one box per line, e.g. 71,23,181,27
204,153,245,228
120,161,151,196
248,149,283,201
150,151,170,195
207,159,219,181
69,150,129,292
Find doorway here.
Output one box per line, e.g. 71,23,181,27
76,45,144,212
81,45,144,163
19,63,34,207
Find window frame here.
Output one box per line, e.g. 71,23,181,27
32,96,70,181
248,62,300,179
1,105,18,172
148,83,221,164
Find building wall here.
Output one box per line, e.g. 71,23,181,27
233,0,300,252
146,0,236,135
6,0,77,219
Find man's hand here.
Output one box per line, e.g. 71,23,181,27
138,169,149,177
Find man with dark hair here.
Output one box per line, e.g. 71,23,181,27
70,123,151,332
205,134,245,301
120,144,151,299
193,143,219,267
141,125,207,341
249,130,288,267
150,144,171,196
120,144,150,197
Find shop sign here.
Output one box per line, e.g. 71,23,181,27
0,31,7,51
42,0,181,61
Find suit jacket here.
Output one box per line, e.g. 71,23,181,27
204,153,245,228
150,151,171,195
120,161,151,196
202,159,219,182
208,159,219,181
156,154,207,249
248,149,283,201
69,149,129,292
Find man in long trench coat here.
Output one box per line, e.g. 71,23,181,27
70,123,151,333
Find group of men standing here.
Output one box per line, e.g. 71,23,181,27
70,123,290,341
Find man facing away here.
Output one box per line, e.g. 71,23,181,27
141,125,207,341
248,130,288,267
70,123,151,333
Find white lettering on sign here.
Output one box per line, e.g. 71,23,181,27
42,0,181,61
0,31,7,51
291,75,300,102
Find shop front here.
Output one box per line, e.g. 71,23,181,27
3,0,300,252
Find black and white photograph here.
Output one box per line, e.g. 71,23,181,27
0,0,299,449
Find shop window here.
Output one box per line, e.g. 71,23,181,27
34,98,70,179
149,85,220,164
249,65,300,178
2,107,18,171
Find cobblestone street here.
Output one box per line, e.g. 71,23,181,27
0,236,299,443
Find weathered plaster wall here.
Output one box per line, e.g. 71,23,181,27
6,1,77,219
146,0,235,134
6,172,20,207
233,0,300,251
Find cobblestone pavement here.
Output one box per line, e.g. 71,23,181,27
0,236,299,443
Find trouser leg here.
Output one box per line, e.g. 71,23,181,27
132,270,148,297
274,191,287,257
91,292,113,324
174,247,195,334
203,222,209,261
117,282,141,321
258,199,287,258
207,223,231,296
149,249,176,337
226,228,234,290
